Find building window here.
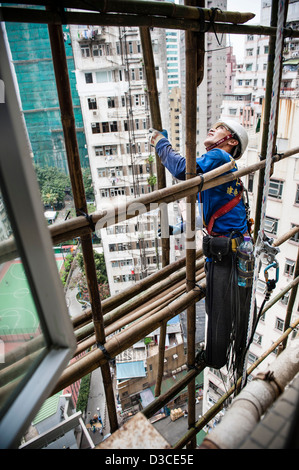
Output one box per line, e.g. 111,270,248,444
295,185,299,204
284,259,295,276
248,174,254,193
275,317,284,331
280,292,289,305
248,352,258,364
253,332,262,346
107,97,115,108
268,179,283,199
80,44,90,57
95,70,112,83
101,122,109,133
88,98,97,110
264,216,278,235
290,224,299,243
91,122,100,134
109,121,118,132
85,72,93,84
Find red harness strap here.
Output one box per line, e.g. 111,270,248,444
205,134,233,152
207,180,244,236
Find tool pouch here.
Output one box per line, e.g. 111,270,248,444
236,249,255,287
203,235,231,261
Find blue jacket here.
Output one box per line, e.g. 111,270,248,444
155,138,248,237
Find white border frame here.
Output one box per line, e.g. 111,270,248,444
0,23,76,448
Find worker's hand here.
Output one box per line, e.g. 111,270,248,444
149,128,168,147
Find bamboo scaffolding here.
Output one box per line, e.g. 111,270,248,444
51,286,206,395
173,316,299,449
2,1,299,42
1,0,299,450
184,0,201,448
254,0,286,241
1,148,297,266
139,25,170,397
1,1,255,24
72,249,204,330
198,336,299,449
46,7,118,433
73,259,205,346
73,268,205,357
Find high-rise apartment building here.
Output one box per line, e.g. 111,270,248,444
69,25,170,295
4,21,87,172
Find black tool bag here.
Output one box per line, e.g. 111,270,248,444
203,235,231,261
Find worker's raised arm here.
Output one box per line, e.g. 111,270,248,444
149,128,187,180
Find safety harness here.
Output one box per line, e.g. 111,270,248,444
205,133,233,153
206,179,244,236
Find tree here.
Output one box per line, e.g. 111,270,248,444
34,165,95,207
82,168,95,201
77,251,108,283
35,165,71,207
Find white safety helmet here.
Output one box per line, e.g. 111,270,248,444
213,119,248,159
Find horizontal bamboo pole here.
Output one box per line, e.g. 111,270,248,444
51,286,205,395
273,225,299,247
74,268,205,356
0,1,255,24
9,0,254,23
1,148,297,263
73,263,201,344
2,4,299,39
72,249,204,330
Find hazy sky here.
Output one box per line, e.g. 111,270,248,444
227,0,262,61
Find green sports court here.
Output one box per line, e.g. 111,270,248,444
0,258,63,337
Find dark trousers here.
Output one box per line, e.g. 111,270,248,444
204,252,253,374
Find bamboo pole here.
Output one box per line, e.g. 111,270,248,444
51,286,206,395
184,0,202,448
273,224,299,247
1,148,297,264
199,336,299,449
139,26,170,397
174,316,299,449
73,268,205,357
1,1,255,23
2,3,299,40
254,0,279,241
46,8,118,433
72,249,204,330
73,260,205,346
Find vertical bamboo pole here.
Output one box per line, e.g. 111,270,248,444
184,0,205,449
254,0,279,241
46,10,118,433
139,26,170,397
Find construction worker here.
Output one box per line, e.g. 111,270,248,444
150,120,254,377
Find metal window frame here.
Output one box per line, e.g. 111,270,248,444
0,24,76,449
